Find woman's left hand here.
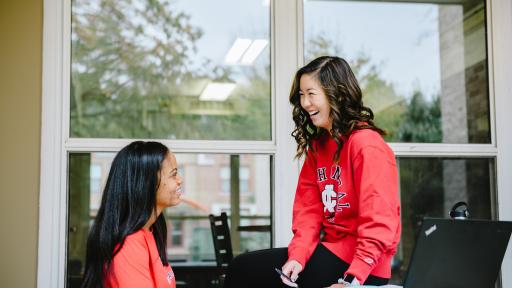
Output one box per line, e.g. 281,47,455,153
324,284,345,288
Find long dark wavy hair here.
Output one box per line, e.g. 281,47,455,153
290,56,384,162
81,141,170,288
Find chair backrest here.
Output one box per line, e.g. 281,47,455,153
209,212,234,269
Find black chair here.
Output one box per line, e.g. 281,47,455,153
67,259,83,288
209,212,234,286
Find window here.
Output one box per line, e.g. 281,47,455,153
304,0,490,144
88,164,101,211
42,0,304,285
65,0,275,286
396,157,494,282
220,166,250,194
68,152,271,266
71,0,271,140
169,219,184,247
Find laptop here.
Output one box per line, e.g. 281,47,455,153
402,217,512,288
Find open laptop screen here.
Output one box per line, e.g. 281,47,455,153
403,218,512,288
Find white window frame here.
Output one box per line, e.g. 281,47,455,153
38,0,512,287
39,0,300,287
489,1,512,286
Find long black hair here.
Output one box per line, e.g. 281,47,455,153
290,56,384,162
82,141,170,288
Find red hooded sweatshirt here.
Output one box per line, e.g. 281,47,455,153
288,128,401,283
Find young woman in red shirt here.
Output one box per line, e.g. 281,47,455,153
82,141,183,288
224,56,401,288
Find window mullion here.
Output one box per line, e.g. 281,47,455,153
66,138,277,154
390,143,497,157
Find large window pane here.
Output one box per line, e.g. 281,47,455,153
71,0,271,140
67,152,272,287
393,157,494,285
304,0,490,143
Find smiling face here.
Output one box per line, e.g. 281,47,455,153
155,152,183,213
299,73,332,130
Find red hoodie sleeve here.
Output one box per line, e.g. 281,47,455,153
345,145,400,283
287,149,324,267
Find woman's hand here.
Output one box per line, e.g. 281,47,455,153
280,259,303,287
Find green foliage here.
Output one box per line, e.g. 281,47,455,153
71,0,271,140
304,32,343,63
397,91,442,142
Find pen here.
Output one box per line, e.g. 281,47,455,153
274,268,298,287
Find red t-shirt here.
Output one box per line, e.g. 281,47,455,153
105,229,176,288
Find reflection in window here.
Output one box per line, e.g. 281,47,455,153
89,164,101,211
392,157,494,284
71,0,271,140
169,219,184,247
66,152,272,287
221,166,250,194
304,0,490,144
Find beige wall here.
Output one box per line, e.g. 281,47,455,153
0,0,42,287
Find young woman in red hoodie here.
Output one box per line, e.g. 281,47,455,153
224,56,400,288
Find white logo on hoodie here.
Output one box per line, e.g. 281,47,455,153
321,184,337,213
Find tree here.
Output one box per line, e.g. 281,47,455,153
397,90,442,142
71,0,272,140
